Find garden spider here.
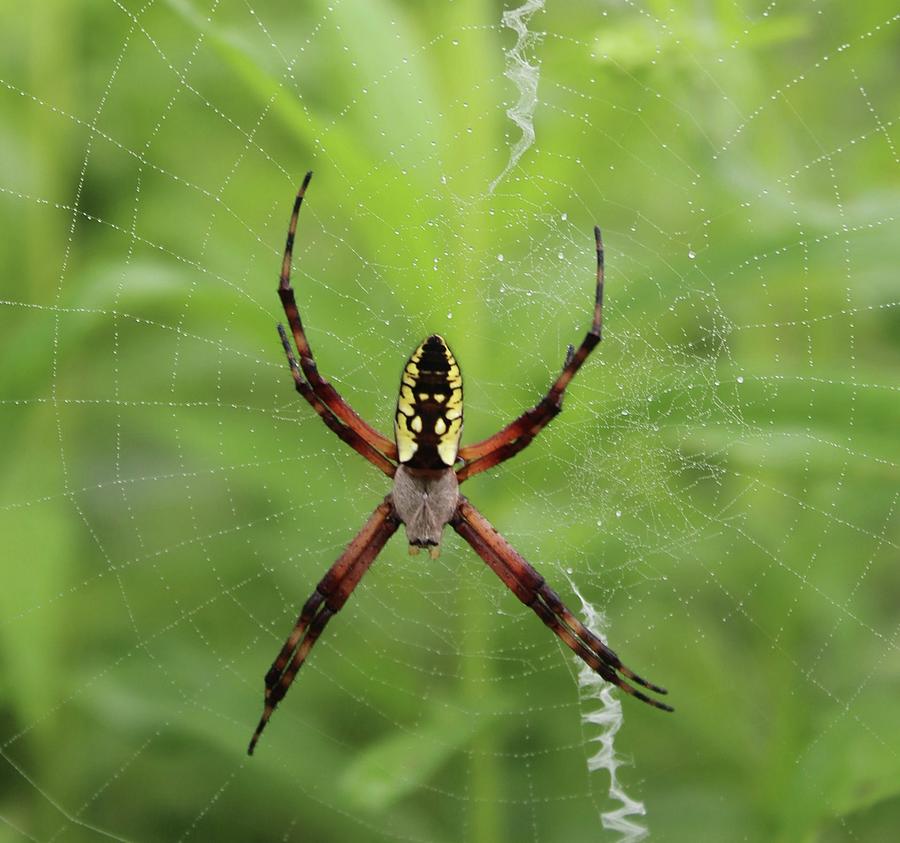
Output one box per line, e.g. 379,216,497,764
248,172,672,755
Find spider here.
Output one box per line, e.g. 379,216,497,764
248,172,672,755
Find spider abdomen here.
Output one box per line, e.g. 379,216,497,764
394,334,463,469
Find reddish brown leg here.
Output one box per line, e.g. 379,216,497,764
278,325,395,477
452,497,671,711
248,499,400,754
277,173,399,462
458,227,605,482
456,422,547,483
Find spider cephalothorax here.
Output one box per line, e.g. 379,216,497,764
248,172,672,756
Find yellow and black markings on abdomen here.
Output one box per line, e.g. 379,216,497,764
394,335,463,468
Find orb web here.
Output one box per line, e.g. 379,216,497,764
1,2,898,841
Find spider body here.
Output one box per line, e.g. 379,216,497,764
248,172,672,756
392,333,463,553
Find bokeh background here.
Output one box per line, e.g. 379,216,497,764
1,1,898,841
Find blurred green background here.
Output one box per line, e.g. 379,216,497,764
1,1,898,841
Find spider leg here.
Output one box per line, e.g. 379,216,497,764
452,497,672,711
277,173,399,462
457,227,604,482
278,325,396,477
248,499,399,755
455,436,534,483
537,582,668,695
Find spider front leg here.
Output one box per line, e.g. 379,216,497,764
276,172,399,463
453,497,672,711
248,499,400,755
457,227,605,483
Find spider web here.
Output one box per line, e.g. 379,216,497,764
1,1,899,841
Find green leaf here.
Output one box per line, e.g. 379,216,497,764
339,703,482,812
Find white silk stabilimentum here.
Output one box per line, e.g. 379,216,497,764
490,0,544,192
569,579,649,842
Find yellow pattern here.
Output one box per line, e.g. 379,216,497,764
394,335,464,467
437,418,462,465
396,414,418,461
